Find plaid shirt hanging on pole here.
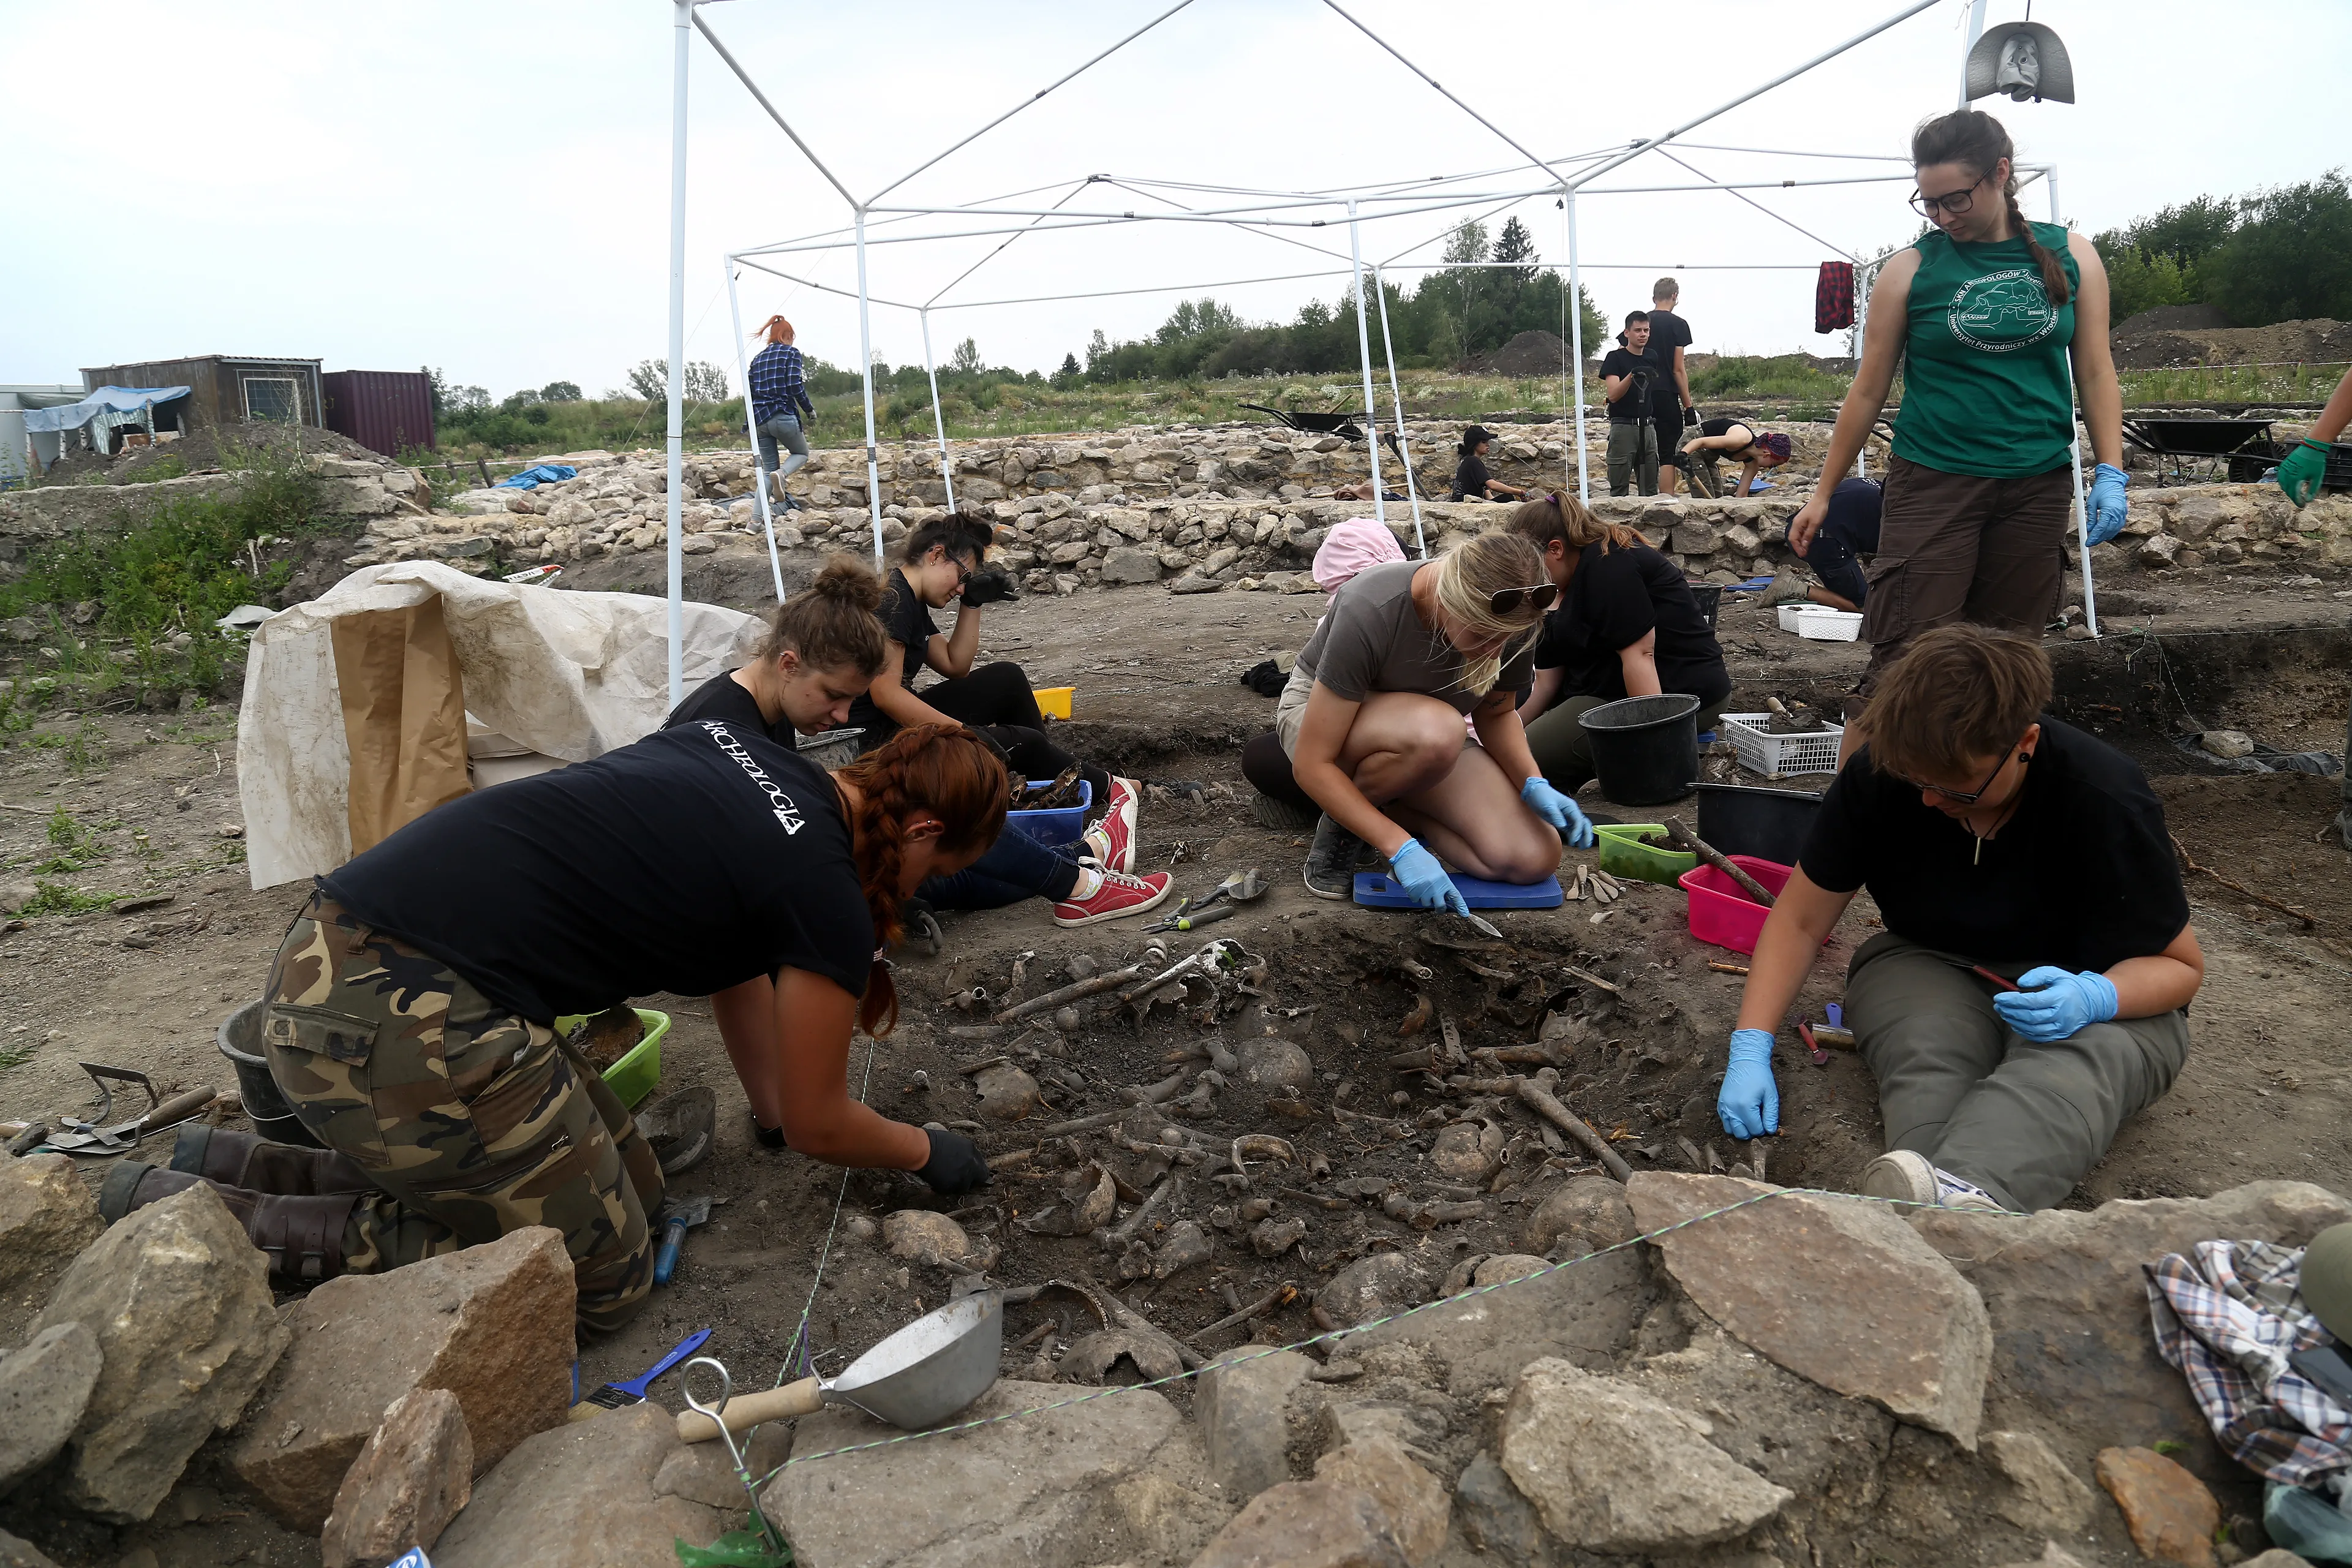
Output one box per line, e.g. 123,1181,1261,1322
749,342,815,425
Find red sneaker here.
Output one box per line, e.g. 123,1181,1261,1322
1084,775,1140,873
1053,866,1172,927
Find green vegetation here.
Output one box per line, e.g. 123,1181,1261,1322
18,880,116,917
2096,172,2352,327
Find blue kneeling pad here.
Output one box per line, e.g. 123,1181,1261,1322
1353,872,1564,910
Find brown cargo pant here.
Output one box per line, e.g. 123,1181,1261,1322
1856,455,2073,692
263,894,664,1330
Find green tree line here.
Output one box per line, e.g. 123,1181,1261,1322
2095,170,2352,328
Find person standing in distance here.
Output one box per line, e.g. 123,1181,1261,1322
1785,110,2125,761
748,315,815,513
1644,279,1697,497
1601,313,1662,497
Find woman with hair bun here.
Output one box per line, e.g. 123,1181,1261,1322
1281,531,1591,909
668,554,890,738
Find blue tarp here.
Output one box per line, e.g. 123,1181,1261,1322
23,385,190,434
493,464,578,490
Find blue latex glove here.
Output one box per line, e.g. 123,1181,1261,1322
1520,775,1595,849
2086,462,2130,546
1389,837,1469,917
1992,966,2119,1042
1717,1028,1780,1139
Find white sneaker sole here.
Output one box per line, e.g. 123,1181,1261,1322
1859,1150,1939,1207
1052,879,1172,927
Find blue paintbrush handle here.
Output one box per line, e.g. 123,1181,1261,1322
618,1328,712,1397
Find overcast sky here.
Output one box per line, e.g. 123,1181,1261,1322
9,0,2347,400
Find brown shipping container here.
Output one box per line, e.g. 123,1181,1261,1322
322,370,435,457
81,356,323,431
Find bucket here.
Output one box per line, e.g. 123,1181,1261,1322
1695,783,1823,865
1678,856,1796,956
1577,693,1700,805
1006,777,1093,848
1594,823,1697,886
216,1000,323,1148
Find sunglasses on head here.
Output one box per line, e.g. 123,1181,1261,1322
1488,582,1559,616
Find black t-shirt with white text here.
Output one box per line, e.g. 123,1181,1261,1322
320,723,871,1020
844,567,940,744
1602,349,1654,421
1800,718,2190,975
1533,542,1730,706
668,668,787,744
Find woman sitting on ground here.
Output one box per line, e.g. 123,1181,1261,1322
100,722,1008,1328
1506,494,1731,794
1715,624,2201,1214
1280,530,1593,908
848,511,1167,924
1760,475,1882,615
1678,418,1792,498
1450,426,1529,503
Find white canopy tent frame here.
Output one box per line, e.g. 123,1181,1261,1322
661,0,2073,703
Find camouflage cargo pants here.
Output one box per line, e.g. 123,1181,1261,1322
263,894,665,1331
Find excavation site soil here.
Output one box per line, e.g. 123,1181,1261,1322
1,560,2347,1441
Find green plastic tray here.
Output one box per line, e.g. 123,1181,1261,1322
552,1007,671,1110
1595,823,1697,886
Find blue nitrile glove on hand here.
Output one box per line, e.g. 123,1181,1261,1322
1717,1028,1780,1140
2275,439,2332,507
1389,837,1470,917
1992,967,2119,1042
2086,462,2130,545
1520,775,1595,849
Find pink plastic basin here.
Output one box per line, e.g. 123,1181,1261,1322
1678,856,1796,956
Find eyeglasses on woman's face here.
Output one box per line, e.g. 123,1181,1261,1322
1909,173,1990,217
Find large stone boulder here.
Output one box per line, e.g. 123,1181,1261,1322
1629,1174,1991,1446
0,1155,104,1346
1187,1479,1409,1568
320,1387,473,1568
0,1322,102,1496
32,1185,289,1522
1312,1438,1449,1567
231,1226,575,1532
1197,1348,1311,1499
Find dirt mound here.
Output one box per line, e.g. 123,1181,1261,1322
2109,317,2352,371
1466,330,1572,377
2115,304,2236,336
39,420,396,484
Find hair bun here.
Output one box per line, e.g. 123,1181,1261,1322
809,554,884,613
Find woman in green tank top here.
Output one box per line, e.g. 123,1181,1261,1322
1791,110,2125,752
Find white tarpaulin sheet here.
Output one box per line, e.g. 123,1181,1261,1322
237,561,763,889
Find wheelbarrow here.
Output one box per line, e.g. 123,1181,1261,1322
2120,417,2278,487
1241,403,1368,444
677,1289,1003,1442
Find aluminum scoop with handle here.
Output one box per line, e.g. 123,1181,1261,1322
676,1289,1003,1442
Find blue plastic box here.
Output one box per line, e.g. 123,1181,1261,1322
1006,778,1093,848
1352,871,1564,910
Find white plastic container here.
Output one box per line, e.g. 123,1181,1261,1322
1719,713,1846,778
1795,609,1863,642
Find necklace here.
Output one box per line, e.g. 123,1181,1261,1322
1964,760,2030,864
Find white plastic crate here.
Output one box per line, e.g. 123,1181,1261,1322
1796,609,1863,641
1721,713,1845,778
1776,603,1818,633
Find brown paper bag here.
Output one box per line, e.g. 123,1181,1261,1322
331,595,472,857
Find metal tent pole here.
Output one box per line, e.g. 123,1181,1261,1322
664,0,690,707
1345,200,1387,528
854,210,885,566
724,258,788,604
2048,164,2098,638
1567,191,1590,502
1854,260,1871,478
1371,265,1427,559
919,309,957,512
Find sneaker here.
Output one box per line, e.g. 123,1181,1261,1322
1250,793,1321,832
1757,572,1812,610
1084,776,1140,873
1303,813,1366,900
1053,865,1172,927
1860,1150,2005,1212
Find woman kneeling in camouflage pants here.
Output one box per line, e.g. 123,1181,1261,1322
102,720,1007,1330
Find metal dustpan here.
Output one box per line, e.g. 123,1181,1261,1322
678,1289,1003,1442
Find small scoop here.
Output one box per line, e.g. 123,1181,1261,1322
677,1289,1003,1442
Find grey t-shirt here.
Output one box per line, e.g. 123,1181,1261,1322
1296,560,1537,713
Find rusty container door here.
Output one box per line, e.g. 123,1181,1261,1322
322,370,436,458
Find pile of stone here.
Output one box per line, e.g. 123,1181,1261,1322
4,1137,2344,1567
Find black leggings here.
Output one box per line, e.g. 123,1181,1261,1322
1242,729,1315,813
922,662,1111,816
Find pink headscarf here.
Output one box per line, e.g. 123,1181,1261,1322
1312,517,1405,592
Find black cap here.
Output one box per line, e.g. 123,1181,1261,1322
1461,425,1496,453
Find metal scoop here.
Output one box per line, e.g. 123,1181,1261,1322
677,1289,1003,1442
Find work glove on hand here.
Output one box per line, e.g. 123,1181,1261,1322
1992,967,2119,1042
2086,462,2130,546
2275,439,2333,508
1389,837,1470,918
1717,1028,1780,1140
916,1125,992,1194
1520,775,1595,849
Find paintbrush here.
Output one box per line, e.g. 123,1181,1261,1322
572,1329,711,1417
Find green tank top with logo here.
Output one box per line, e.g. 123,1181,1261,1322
1893,221,2080,478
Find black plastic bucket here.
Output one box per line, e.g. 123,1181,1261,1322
1578,693,1700,805
1697,782,1823,864
216,999,322,1148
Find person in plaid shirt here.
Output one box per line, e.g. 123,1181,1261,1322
750,315,815,511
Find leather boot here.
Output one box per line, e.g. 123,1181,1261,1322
170,1125,373,1196
100,1163,360,1286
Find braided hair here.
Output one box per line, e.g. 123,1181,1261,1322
1910,109,2070,309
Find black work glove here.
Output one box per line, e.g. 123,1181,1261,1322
917,1125,992,1194
960,564,1020,607
1683,405,1701,428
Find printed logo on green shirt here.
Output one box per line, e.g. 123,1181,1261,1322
1947,268,2059,353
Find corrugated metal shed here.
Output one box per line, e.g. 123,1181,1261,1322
322,370,435,457
79,356,323,430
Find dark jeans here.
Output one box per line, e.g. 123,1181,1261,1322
922,826,1082,910
1808,526,1871,606
1242,729,1316,813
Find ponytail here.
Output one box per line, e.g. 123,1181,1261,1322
756,315,796,345
1504,492,1653,557
1910,108,2070,307
830,725,1009,1035
2004,187,2073,309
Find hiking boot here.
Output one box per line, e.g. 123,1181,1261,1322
1757,573,1813,611
170,1125,372,1196
1859,1150,2006,1213
1084,777,1140,873
100,1163,360,1284
1054,866,1173,927
1303,814,1366,900
1250,793,1321,832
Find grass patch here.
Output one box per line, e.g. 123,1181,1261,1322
18,879,116,917
2116,362,2351,405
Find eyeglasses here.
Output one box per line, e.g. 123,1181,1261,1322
1909,175,1989,217
1488,582,1559,616
1885,750,2012,806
